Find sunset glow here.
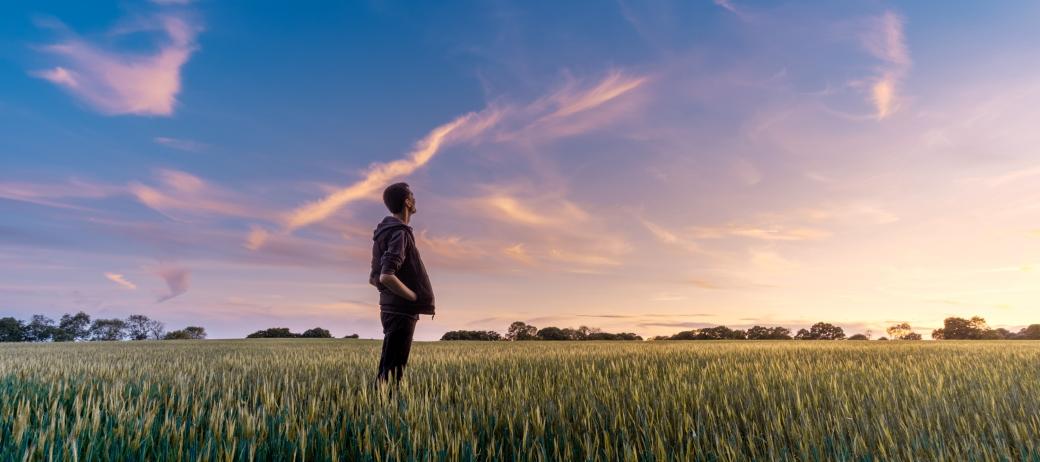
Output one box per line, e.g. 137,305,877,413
4,1,1040,339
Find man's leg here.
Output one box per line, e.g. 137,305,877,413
377,311,418,385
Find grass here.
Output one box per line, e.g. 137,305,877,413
2,339,1040,461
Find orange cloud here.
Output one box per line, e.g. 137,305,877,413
244,226,269,251
104,272,137,290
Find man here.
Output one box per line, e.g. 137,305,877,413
370,182,435,386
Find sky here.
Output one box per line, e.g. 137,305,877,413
3,1,1040,340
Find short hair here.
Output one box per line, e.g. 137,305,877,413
382,182,412,214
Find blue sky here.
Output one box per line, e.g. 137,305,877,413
3,0,1040,340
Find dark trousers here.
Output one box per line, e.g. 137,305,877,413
377,310,418,385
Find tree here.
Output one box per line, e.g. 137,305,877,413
25,315,57,342
1018,324,1040,340
902,332,922,340
125,314,153,340
848,334,869,340
795,322,845,340
343,333,360,339
0,317,27,342
166,326,207,340
89,318,127,341
575,326,593,340
506,321,537,341
147,319,166,340
183,326,206,339
886,322,913,340
536,326,569,340
55,311,91,342
301,327,332,338
932,316,991,340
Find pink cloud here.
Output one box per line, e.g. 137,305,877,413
32,14,200,116
128,169,261,220
155,264,190,302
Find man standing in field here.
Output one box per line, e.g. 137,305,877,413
370,182,435,386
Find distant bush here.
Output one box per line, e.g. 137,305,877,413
441,330,502,341
301,328,332,338
164,326,206,340
247,327,297,338
343,333,359,339
247,327,334,339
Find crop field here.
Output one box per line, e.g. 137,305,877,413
2,340,1040,461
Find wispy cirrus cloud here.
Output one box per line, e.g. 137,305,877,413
280,110,503,234
859,11,910,119
712,0,750,20
0,178,119,210
154,136,208,152
474,192,590,228
32,11,201,116
689,224,831,241
129,169,261,221
536,71,648,121
640,218,703,253
104,272,137,290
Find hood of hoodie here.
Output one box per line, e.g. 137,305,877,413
373,216,412,240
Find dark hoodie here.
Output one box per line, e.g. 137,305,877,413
370,216,435,316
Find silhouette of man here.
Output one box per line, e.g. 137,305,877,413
370,182,435,386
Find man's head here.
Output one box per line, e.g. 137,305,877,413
383,182,416,216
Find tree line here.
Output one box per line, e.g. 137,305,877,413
441,321,642,341
440,316,1040,342
0,312,206,342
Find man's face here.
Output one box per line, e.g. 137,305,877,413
406,192,417,214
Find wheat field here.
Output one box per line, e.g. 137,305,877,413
1,339,1039,461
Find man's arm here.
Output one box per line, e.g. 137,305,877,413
378,229,418,301
378,273,417,301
